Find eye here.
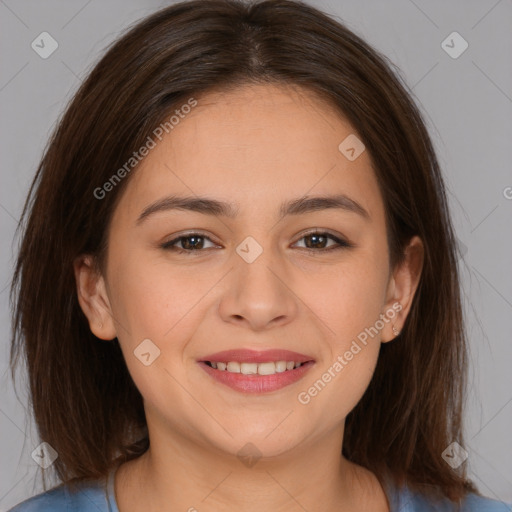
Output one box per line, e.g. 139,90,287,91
161,230,353,255
161,233,218,253
292,230,353,252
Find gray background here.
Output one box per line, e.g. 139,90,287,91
1,0,511,509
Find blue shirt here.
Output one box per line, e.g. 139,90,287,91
8,467,512,511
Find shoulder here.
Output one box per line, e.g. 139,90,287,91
8,485,68,511
396,486,512,512
8,479,112,512
461,493,512,512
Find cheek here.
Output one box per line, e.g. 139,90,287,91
108,253,217,392
311,258,388,346
297,254,387,414
108,256,206,419
108,249,207,342
295,334,381,436
325,347,380,421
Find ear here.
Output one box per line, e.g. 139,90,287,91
73,254,117,340
381,235,424,343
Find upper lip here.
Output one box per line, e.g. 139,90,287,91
199,349,314,364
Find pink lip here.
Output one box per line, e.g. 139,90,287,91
198,360,315,393
197,349,316,394
199,349,314,364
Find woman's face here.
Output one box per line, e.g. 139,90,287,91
76,83,422,459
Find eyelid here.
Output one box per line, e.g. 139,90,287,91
292,229,353,250
161,230,220,250
160,229,353,254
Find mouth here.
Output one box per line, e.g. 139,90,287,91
198,349,315,393
202,360,310,374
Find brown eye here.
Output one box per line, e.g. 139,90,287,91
161,234,217,252
293,231,352,252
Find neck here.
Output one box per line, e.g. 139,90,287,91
114,425,389,512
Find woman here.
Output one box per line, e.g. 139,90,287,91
8,0,510,510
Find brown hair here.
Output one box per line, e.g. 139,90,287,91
10,0,476,502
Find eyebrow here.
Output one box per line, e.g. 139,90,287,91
136,193,370,224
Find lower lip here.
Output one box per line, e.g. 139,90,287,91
198,361,315,393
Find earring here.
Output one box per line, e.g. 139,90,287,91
392,325,400,336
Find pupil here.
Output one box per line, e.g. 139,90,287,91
181,235,328,250
184,236,202,250
306,234,326,249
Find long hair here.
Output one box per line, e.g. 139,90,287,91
10,0,475,501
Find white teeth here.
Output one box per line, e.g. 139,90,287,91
240,363,258,375
208,360,306,375
227,361,240,373
258,362,276,375
275,361,287,373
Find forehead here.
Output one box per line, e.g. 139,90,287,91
116,83,384,222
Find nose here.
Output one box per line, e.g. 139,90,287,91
218,244,298,331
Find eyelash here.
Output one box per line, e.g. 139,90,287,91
160,230,353,255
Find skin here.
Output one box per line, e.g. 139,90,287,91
74,83,424,512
